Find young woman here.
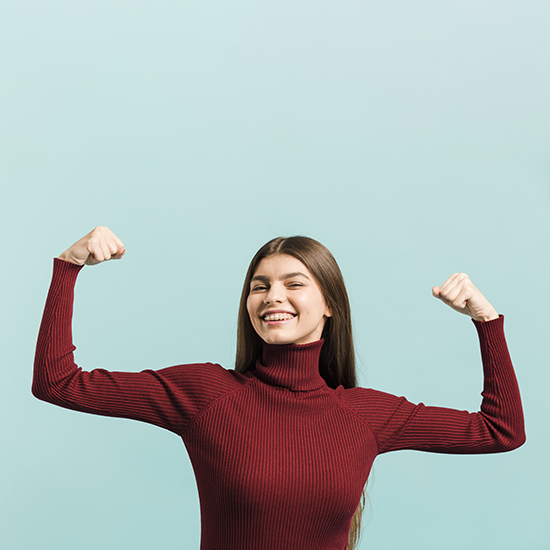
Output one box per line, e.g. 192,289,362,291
33,226,525,550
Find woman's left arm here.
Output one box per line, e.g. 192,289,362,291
346,274,526,455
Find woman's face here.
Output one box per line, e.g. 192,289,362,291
246,254,331,346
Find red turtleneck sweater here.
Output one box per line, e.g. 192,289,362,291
33,259,525,550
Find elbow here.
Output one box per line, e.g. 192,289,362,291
507,415,527,451
32,355,50,401
31,370,55,403
508,429,527,451
496,426,526,452
31,380,50,402
481,410,526,452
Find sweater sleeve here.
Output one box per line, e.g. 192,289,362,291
342,315,526,455
32,259,243,436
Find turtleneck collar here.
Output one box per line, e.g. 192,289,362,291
251,339,327,392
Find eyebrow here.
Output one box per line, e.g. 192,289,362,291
250,272,311,283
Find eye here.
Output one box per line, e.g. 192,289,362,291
288,283,303,288
251,285,268,292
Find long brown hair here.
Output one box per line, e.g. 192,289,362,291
235,236,366,550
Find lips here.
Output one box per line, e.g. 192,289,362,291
261,310,297,322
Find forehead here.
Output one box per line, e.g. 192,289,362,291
252,254,311,277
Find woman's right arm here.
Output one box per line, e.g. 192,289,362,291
33,228,240,435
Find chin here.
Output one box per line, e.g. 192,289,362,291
261,333,318,346
258,331,294,346
262,335,292,345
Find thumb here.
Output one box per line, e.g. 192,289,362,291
432,286,440,297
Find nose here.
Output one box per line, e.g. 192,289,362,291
264,283,284,305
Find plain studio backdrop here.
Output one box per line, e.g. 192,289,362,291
1,1,548,548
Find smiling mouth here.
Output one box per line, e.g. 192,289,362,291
262,313,296,322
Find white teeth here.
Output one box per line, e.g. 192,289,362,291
263,313,295,321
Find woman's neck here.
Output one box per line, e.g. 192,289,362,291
251,339,327,391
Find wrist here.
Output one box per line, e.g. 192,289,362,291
473,310,499,322
57,251,84,266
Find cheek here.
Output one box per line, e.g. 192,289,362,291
246,296,257,322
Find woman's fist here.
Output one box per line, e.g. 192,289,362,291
432,273,499,322
58,226,126,266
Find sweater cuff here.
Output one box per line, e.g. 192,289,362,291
471,313,505,339
52,257,84,288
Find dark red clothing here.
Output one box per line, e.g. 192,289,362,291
33,259,525,550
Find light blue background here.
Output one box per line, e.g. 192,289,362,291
1,1,548,548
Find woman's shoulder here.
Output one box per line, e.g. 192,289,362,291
153,361,251,396
337,385,410,415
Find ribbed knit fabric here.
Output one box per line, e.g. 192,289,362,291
33,259,526,550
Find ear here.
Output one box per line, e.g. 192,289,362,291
324,304,332,318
